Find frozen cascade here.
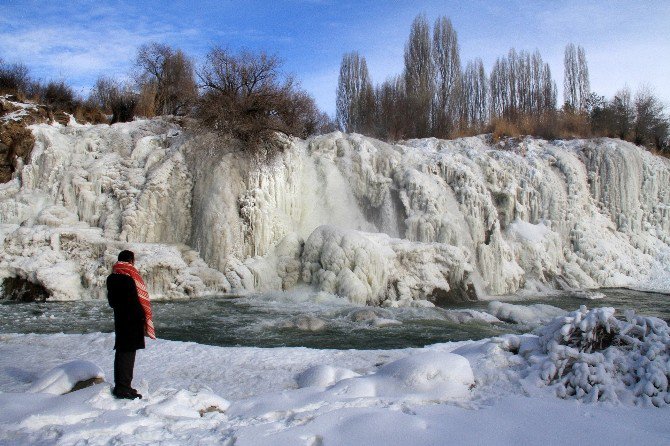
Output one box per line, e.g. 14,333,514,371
0,119,230,300
1,104,670,302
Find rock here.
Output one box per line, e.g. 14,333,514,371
53,111,70,126
0,97,50,183
68,377,105,393
29,360,105,395
280,315,327,331
350,308,386,322
294,315,326,331
199,405,226,416
1,277,50,302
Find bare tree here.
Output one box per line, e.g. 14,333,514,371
633,86,668,150
87,76,138,123
336,51,374,134
489,57,507,120
374,75,407,140
135,43,197,116
577,46,590,111
563,43,590,111
461,59,488,130
404,14,434,138
611,87,634,140
432,16,461,137
541,63,558,113
89,76,121,112
197,47,325,145
490,48,556,123
563,43,577,110
42,80,76,111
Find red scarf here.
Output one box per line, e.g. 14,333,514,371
112,261,156,339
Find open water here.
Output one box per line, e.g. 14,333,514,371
0,288,668,349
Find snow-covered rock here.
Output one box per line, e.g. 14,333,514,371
296,365,360,388
330,352,474,400
487,301,567,327
28,360,104,395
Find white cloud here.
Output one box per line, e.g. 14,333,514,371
0,8,196,86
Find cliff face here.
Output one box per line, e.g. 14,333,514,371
0,96,49,183
1,101,669,302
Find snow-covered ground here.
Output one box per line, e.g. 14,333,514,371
0,307,668,445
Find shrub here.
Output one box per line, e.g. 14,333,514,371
537,306,670,406
110,89,138,124
0,59,31,98
41,80,77,112
196,47,327,149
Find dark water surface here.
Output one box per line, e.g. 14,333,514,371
0,288,668,349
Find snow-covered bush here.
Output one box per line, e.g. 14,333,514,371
537,306,670,406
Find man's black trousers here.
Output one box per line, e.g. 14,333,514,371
114,350,136,392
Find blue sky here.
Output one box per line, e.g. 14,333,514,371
1,0,669,115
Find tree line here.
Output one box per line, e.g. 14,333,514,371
0,44,334,149
336,15,669,152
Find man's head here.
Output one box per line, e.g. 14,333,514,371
118,250,135,264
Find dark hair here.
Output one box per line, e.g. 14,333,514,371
118,250,135,263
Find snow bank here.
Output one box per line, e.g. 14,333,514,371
338,351,474,399
28,360,104,395
296,365,360,388
2,320,667,445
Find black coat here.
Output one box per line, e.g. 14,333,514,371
107,273,146,351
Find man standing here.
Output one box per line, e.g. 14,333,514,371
106,250,156,399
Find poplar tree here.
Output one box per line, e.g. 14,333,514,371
461,59,488,130
336,51,374,134
404,14,434,138
563,43,590,111
432,16,461,137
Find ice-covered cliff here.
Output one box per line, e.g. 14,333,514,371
1,99,670,302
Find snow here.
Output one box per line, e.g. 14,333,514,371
1,310,668,445
0,96,38,123
535,306,670,406
28,360,104,395
487,300,567,326
2,109,670,302
296,365,360,388
358,351,474,399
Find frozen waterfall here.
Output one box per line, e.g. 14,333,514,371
1,108,670,303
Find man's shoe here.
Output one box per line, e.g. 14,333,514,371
129,388,143,399
112,387,140,400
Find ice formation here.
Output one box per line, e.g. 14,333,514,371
2,97,670,302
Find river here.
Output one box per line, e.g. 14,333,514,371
0,288,668,349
